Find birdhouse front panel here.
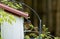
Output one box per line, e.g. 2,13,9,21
1,16,24,39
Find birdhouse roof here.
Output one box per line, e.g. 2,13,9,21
0,3,28,18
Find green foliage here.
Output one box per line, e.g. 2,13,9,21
39,25,60,39
1,0,8,2
54,37,60,39
24,35,30,39
41,25,50,37
39,25,52,39
0,9,16,24
29,24,34,30
29,33,37,37
1,0,23,9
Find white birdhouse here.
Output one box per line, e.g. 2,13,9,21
0,3,28,39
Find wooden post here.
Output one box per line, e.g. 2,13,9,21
56,0,60,36
47,0,52,30
32,0,38,27
42,0,47,25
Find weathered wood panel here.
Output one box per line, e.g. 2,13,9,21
56,0,60,36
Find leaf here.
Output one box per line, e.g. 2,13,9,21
0,18,3,23
7,19,12,24
9,15,16,22
7,2,18,9
25,35,30,39
0,8,16,24
40,34,45,37
29,24,34,28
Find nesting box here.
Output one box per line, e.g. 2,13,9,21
1,17,24,39
0,3,28,39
